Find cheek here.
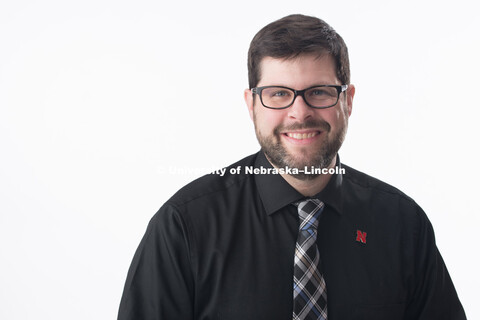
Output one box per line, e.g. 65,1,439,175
255,109,285,130
324,106,348,126
316,109,338,125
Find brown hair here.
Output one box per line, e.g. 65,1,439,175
247,14,350,88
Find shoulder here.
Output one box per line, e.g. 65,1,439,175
340,163,428,227
164,153,258,210
150,153,260,241
342,163,416,203
340,163,434,250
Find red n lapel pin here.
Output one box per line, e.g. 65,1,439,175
356,230,367,244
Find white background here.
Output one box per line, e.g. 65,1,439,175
1,0,478,319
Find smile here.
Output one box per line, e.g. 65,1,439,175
284,131,320,140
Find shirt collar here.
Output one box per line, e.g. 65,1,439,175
314,156,343,215
254,151,343,215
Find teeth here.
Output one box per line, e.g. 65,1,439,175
286,132,318,139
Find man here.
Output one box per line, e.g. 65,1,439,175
118,14,466,319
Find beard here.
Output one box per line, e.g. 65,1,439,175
254,116,347,181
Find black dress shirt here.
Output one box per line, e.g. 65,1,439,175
118,151,466,320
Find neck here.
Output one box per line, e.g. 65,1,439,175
278,155,337,197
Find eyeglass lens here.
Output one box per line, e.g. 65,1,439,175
261,86,339,108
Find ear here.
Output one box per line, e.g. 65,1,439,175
244,88,255,121
345,84,355,116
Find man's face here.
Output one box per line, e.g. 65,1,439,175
244,54,355,180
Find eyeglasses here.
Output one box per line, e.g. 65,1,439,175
251,84,348,109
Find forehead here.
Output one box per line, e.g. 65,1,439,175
258,54,339,88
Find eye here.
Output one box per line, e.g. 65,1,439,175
270,89,291,98
311,89,327,96
307,87,337,99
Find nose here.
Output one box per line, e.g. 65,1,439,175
287,95,314,121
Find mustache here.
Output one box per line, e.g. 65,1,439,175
274,119,331,133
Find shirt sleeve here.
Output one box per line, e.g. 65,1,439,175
405,206,466,320
117,203,195,320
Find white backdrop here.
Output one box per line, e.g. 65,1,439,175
1,0,478,319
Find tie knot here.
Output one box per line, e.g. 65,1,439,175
295,198,324,231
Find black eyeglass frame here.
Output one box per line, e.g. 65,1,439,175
251,84,348,109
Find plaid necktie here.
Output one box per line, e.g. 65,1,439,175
293,199,327,320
